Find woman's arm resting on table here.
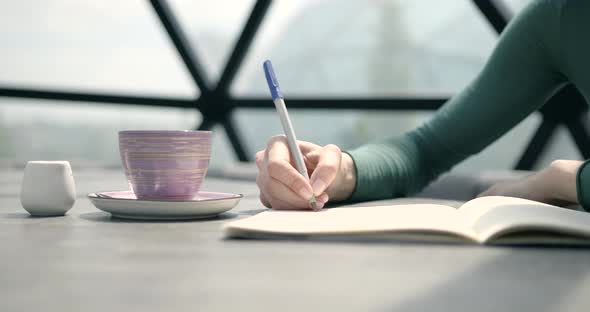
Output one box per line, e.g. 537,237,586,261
478,160,582,207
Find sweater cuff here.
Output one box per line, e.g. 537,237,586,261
576,159,590,211
343,146,400,202
342,149,370,202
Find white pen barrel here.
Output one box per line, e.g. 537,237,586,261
273,98,310,180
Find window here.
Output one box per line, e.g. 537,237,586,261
1,0,575,172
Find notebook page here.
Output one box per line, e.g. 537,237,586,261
459,196,590,243
224,204,475,240
457,196,547,225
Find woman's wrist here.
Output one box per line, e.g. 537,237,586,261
328,152,356,202
542,160,582,204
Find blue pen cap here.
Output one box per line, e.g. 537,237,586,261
263,60,283,100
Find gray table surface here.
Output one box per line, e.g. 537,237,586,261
2,168,590,312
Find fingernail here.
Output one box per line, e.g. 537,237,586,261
312,179,327,196
310,201,324,210
298,187,313,200
318,193,329,204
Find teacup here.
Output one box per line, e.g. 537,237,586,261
118,130,212,200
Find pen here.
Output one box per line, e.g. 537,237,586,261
263,60,318,210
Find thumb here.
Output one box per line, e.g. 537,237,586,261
309,144,341,196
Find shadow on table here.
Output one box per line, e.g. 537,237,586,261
384,249,590,312
78,211,239,223
1,212,66,219
237,208,267,216
225,232,590,249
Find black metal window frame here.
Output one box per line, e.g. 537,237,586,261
1,0,588,168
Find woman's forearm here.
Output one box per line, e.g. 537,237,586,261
346,1,566,202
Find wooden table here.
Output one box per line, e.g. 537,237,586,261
1,168,590,312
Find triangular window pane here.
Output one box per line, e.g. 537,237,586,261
170,0,256,83
0,0,196,97
233,0,503,97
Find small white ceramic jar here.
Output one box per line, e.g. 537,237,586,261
20,161,76,216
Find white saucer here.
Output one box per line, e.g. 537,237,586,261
87,190,242,220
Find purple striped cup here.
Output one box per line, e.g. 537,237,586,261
118,130,212,201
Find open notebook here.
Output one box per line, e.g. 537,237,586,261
224,196,590,245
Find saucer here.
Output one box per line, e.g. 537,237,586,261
87,190,242,220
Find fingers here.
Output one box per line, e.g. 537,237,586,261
257,173,329,210
317,193,329,205
266,137,314,200
271,198,310,210
256,172,313,208
304,150,320,172
297,140,323,154
267,160,314,200
255,136,338,209
259,191,271,208
309,144,342,196
263,192,329,210
257,144,313,210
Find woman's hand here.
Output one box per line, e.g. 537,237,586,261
255,135,356,210
477,160,582,206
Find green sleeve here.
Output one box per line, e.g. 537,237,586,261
346,0,571,201
576,160,590,211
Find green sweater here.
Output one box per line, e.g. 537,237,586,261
346,0,590,208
